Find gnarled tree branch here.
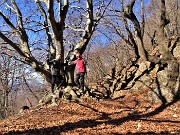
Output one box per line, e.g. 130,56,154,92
11,0,31,57
123,0,147,61
35,0,55,54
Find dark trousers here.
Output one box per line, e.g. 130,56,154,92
51,75,64,93
75,72,85,91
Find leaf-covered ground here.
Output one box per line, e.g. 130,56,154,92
0,90,179,135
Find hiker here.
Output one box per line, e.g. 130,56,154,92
47,54,66,93
69,51,89,94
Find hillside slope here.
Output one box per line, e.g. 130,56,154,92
0,91,180,135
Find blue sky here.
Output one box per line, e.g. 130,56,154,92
0,0,151,50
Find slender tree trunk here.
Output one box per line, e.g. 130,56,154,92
2,89,8,118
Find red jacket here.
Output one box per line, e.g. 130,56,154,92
71,58,86,73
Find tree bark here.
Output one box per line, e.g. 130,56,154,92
123,0,147,61
66,0,95,85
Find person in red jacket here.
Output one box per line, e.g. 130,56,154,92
70,51,89,94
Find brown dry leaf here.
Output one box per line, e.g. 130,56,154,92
0,91,179,135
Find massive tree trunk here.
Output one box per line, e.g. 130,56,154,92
152,0,180,102
65,0,112,85
65,0,94,85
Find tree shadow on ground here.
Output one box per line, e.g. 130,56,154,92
4,99,179,135
114,131,180,135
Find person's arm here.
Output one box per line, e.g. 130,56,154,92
68,60,77,65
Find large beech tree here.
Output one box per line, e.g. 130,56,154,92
0,0,111,84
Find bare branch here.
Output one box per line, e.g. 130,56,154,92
74,0,94,53
35,0,55,53
25,26,50,33
122,0,147,60
95,0,113,27
11,0,24,31
0,0,7,6
11,0,31,56
23,76,39,101
46,0,58,38
103,17,131,46
5,3,16,12
0,31,26,57
0,11,19,34
123,0,141,37
65,25,85,32
70,6,86,12
140,0,145,38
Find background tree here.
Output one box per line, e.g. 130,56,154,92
0,45,46,119
86,41,132,83
98,0,180,103
0,47,19,118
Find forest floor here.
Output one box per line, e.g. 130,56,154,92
0,90,180,135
